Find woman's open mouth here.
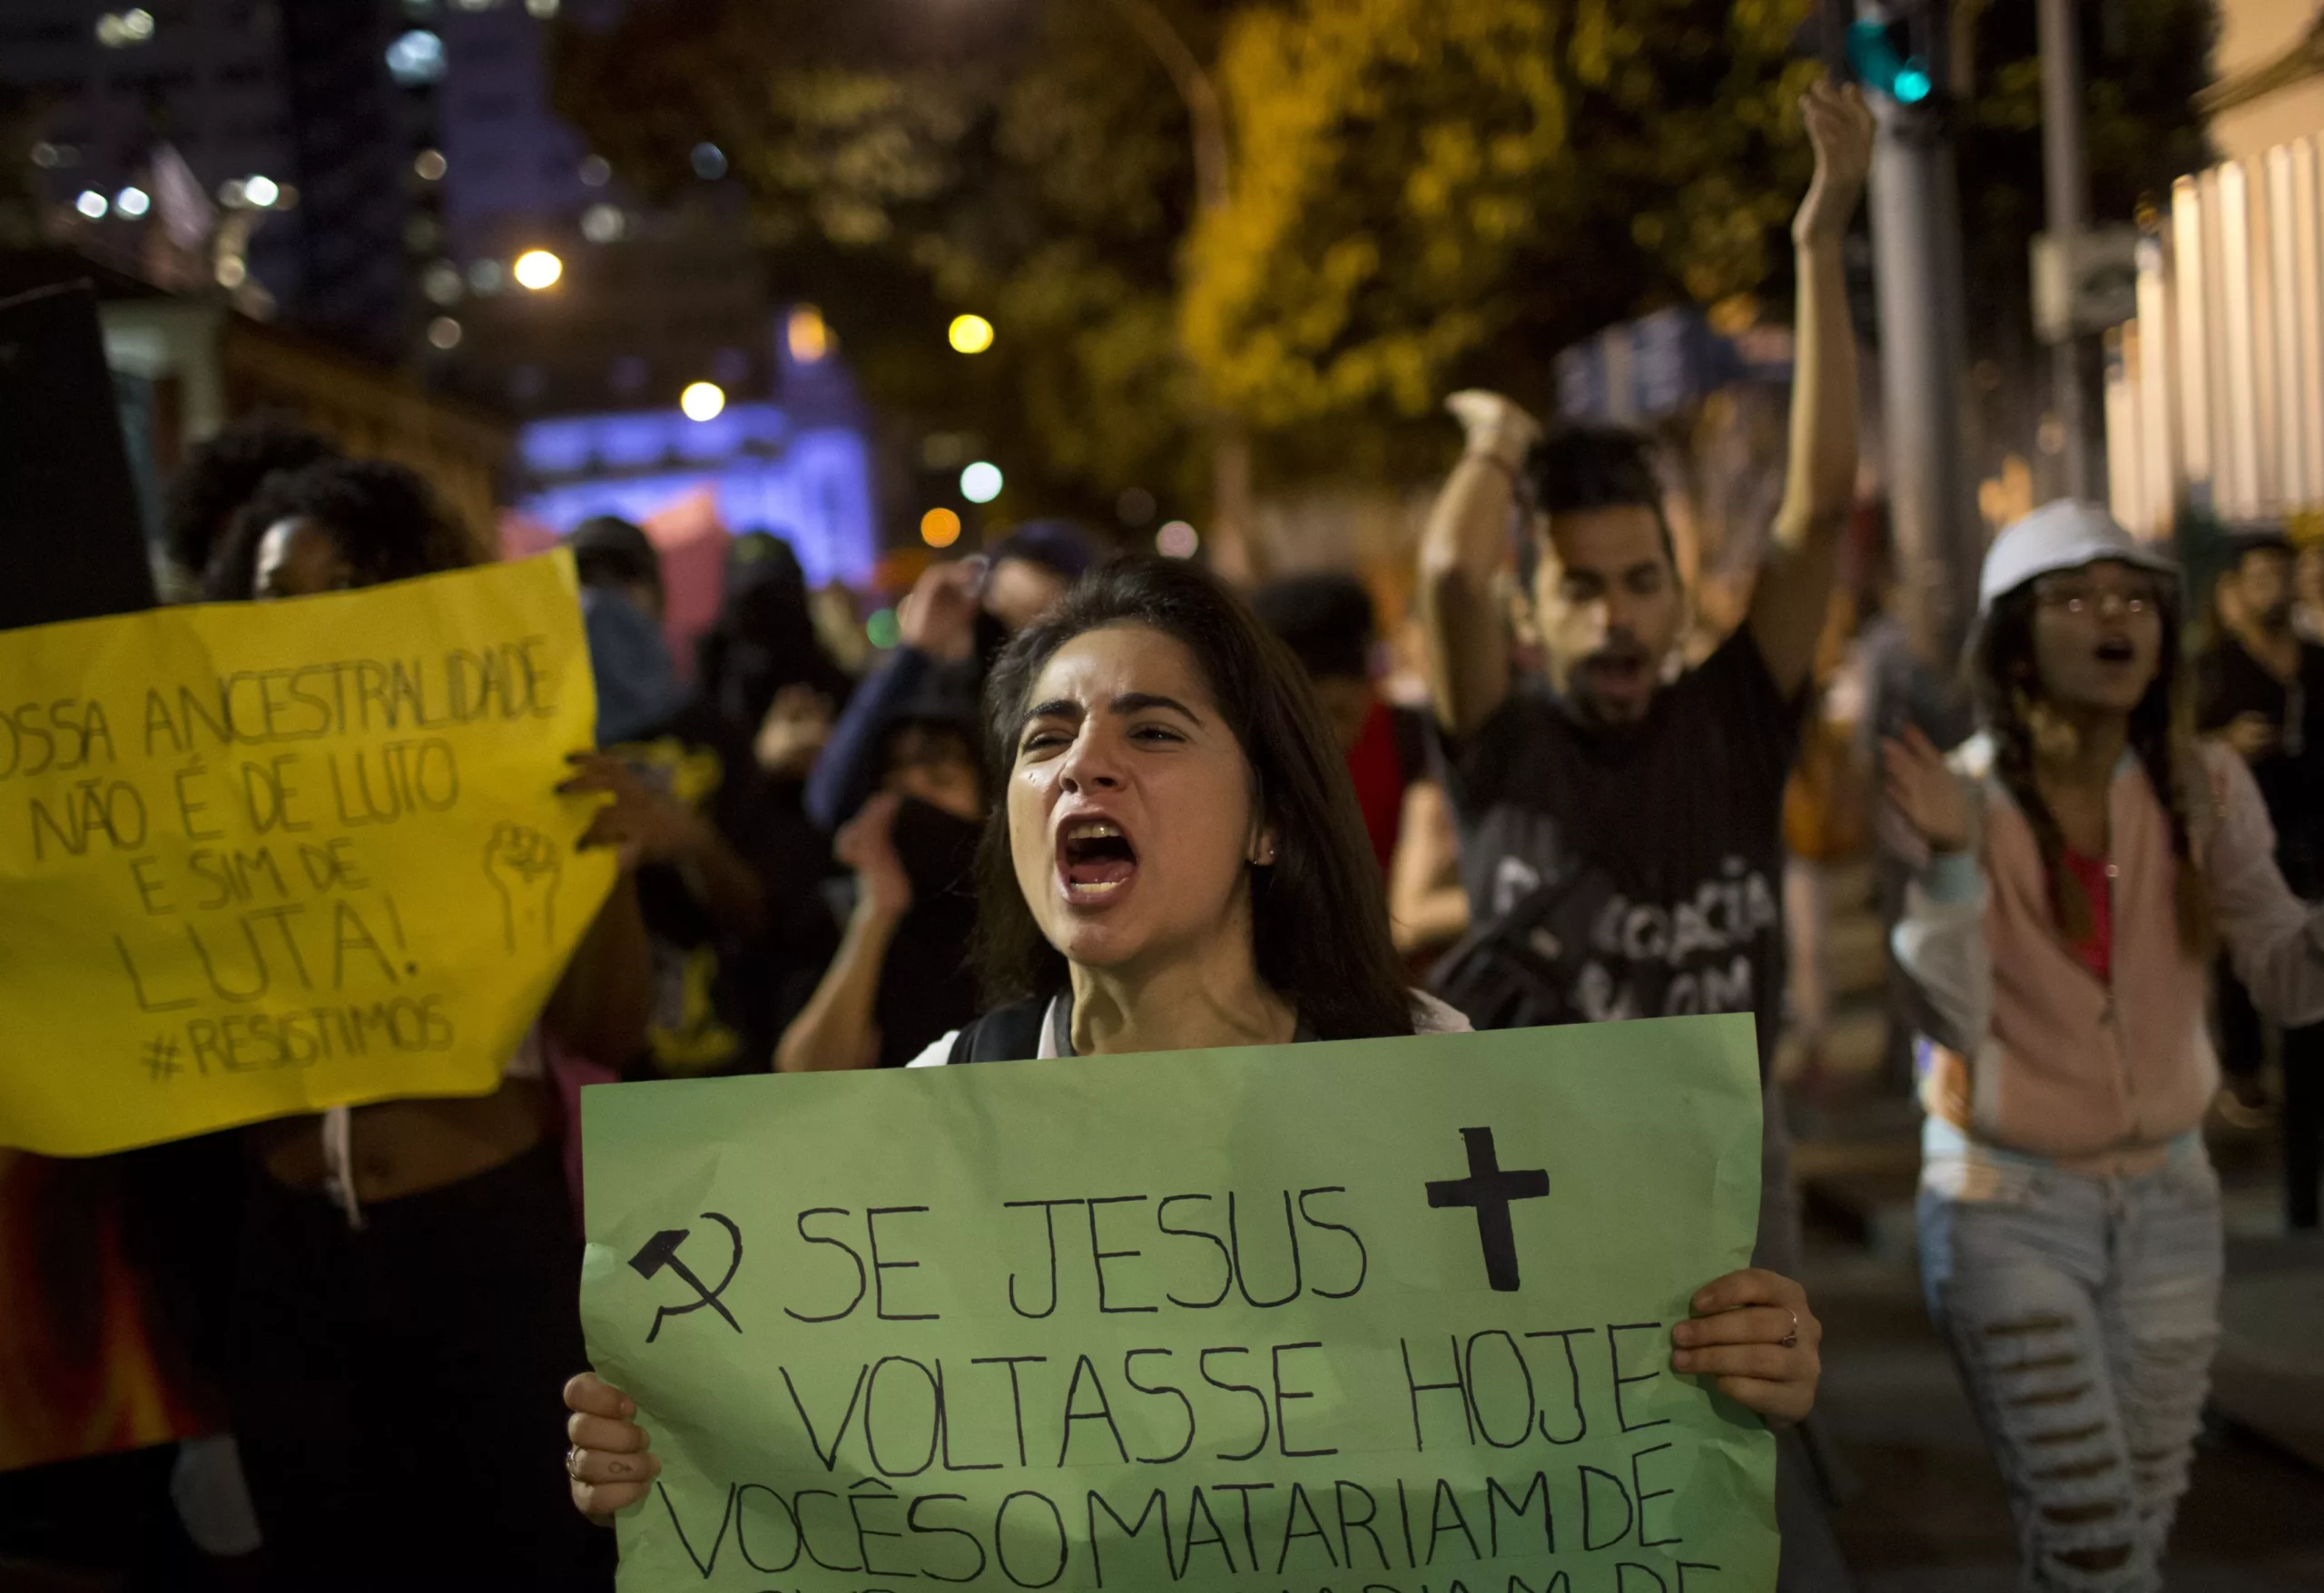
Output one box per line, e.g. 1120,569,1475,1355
2094,637,2137,666
1057,816,1138,904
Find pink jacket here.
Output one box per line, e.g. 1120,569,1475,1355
1896,739,2324,1167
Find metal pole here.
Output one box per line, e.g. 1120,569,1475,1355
1866,54,1983,667
2039,0,2091,500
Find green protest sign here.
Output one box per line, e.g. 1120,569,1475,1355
580,1015,1774,1593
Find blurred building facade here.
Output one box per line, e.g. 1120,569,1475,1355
3,0,877,584
2101,0,2324,536
419,0,879,585
2206,0,2324,163
0,0,442,359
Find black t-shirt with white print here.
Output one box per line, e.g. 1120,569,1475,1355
1433,629,1805,1069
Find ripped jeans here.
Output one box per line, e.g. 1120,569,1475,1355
1918,1131,2222,1593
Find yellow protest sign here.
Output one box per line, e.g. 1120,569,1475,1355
0,554,616,1156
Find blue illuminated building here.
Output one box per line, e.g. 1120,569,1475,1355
515,390,878,586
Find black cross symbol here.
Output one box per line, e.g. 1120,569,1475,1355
630,1213,744,1342
1425,1126,1549,1292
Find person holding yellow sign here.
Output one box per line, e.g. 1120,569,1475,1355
203,459,657,1588
562,557,1824,1528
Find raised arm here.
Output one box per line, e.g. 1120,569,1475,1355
1748,80,1874,697
774,795,911,1073
562,752,767,937
1420,392,1541,740
1389,780,1470,956
804,561,980,832
545,872,652,1068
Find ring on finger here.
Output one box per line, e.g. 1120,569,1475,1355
566,1445,586,1482
1780,1309,1799,1350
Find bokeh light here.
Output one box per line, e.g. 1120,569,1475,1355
960,461,1004,504
427,316,463,350
581,203,625,243
866,607,901,650
385,29,446,85
787,306,830,365
74,191,108,220
948,314,995,355
513,249,563,290
680,381,726,422
114,186,149,218
1157,521,1200,559
921,507,963,548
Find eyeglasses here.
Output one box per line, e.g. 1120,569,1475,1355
2034,582,2162,618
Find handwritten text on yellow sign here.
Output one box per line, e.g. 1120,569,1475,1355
0,555,615,1156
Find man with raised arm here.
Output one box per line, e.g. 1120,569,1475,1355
1419,81,1873,1593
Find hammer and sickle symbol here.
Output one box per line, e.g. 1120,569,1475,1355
629,1213,744,1343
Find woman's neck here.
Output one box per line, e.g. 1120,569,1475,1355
1067,910,1297,1057
2034,701,2131,790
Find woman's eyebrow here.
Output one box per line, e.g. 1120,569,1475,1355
1114,692,1201,725
1020,698,1086,727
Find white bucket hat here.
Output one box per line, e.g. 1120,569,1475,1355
1978,499,2179,616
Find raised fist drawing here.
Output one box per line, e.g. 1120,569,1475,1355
485,822,563,954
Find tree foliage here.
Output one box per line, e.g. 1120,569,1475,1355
551,0,2221,507
1184,0,1820,477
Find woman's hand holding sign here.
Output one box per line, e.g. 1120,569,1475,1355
1671,1268,1823,1428
564,1372,658,1522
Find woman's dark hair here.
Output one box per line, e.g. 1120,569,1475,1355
202,458,476,599
1973,569,2212,954
164,415,340,578
972,556,1415,1041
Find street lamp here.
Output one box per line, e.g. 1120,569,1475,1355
513,249,564,290
949,314,995,355
921,507,963,548
960,462,1003,504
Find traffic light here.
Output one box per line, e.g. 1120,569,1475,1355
1848,16,1932,104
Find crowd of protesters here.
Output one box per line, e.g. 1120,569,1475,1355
9,75,2324,1593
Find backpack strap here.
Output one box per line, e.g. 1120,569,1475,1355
946,996,1051,1065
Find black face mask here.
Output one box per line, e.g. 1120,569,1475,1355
889,796,983,908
